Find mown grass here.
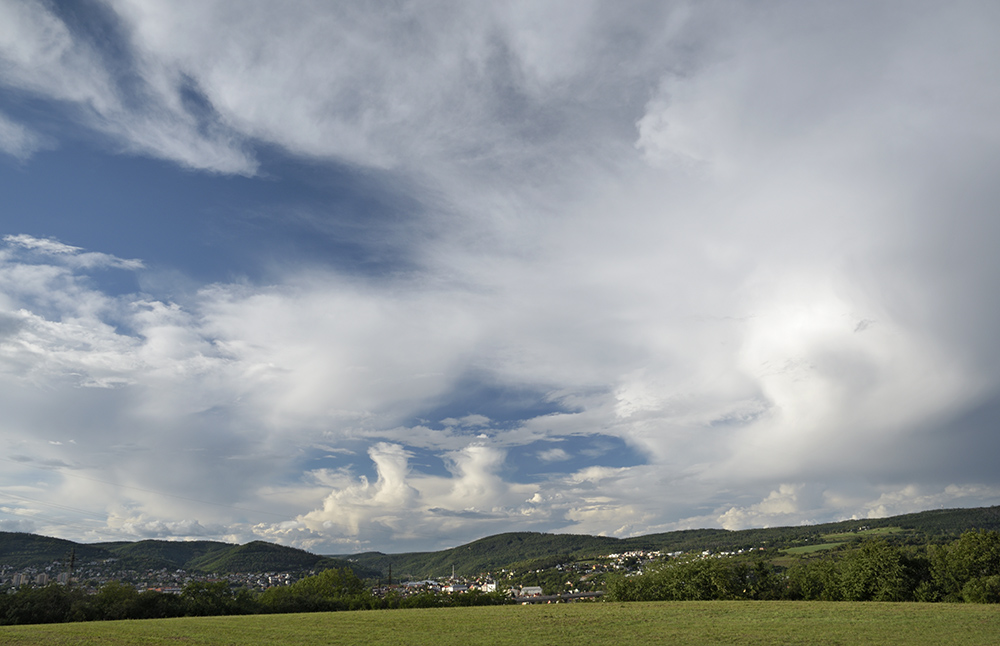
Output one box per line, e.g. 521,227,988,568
782,542,847,555
821,527,903,542
2,601,998,645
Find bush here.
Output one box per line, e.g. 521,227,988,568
606,558,781,602
962,575,1000,603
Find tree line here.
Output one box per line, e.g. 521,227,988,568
606,530,1000,603
0,567,507,626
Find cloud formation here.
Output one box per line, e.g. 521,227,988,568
0,112,43,159
0,1,999,553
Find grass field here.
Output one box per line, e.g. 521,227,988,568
2,602,998,645
821,527,903,542
781,541,847,555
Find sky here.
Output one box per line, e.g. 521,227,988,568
1,0,999,555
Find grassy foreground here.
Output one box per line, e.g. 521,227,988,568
1,601,997,646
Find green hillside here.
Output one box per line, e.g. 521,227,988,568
341,505,1000,579
4,505,999,580
100,540,233,571
0,534,370,577
0,533,113,568
345,532,629,580
184,540,374,577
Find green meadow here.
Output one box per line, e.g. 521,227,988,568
781,542,848,555
821,527,904,542
781,527,904,556
2,602,998,646
774,527,906,564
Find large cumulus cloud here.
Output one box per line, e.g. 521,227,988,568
1,1,999,552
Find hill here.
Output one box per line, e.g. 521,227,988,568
0,533,372,577
339,505,1000,579
344,532,629,581
0,533,113,569
98,539,233,571
3,505,998,580
183,540,365,575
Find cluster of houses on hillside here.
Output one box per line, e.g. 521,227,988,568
1,561,304,594
3,544,767,598
370,548,675,601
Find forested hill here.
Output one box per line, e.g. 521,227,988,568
0,533,374,577
624,505,1000,553
340,505,1000,580
342,532,629,582
3,505,998,579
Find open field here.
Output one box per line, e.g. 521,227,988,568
821,527,903,542
2,602,998,645
781,541,847,555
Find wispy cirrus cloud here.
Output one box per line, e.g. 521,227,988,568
4,234,144,270
0,0,255,173
0,112,45,160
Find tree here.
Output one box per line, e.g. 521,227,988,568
181,581,255,616
606,558,781,602
89,581,140,620
1,584,78,625
784,559,842,601
259,567,372,613
932,530,1000,602
293,567,366,599
129,590,185,619
839,539,910,601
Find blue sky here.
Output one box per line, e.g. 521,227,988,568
1,0,1000,554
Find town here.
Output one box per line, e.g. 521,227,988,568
1,546,758,602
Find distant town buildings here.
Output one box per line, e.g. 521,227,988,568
2,541,771,603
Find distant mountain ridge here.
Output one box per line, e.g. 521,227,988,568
3,505,998,580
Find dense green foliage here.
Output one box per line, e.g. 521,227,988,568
0,580,250,625
0,567,506,625
257,567,372,613
607,558,783,601
2,602,999,646
607,531,1000,604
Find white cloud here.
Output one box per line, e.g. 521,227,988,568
110,515,219,539
537,447,569,462
291,442,540,550
718,485,807,531
0,516,37,533
0,112,44,159
1,2,1000,551
0,0,255,173
4,234,144,270
441,414,491,429
863,485,1000,520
